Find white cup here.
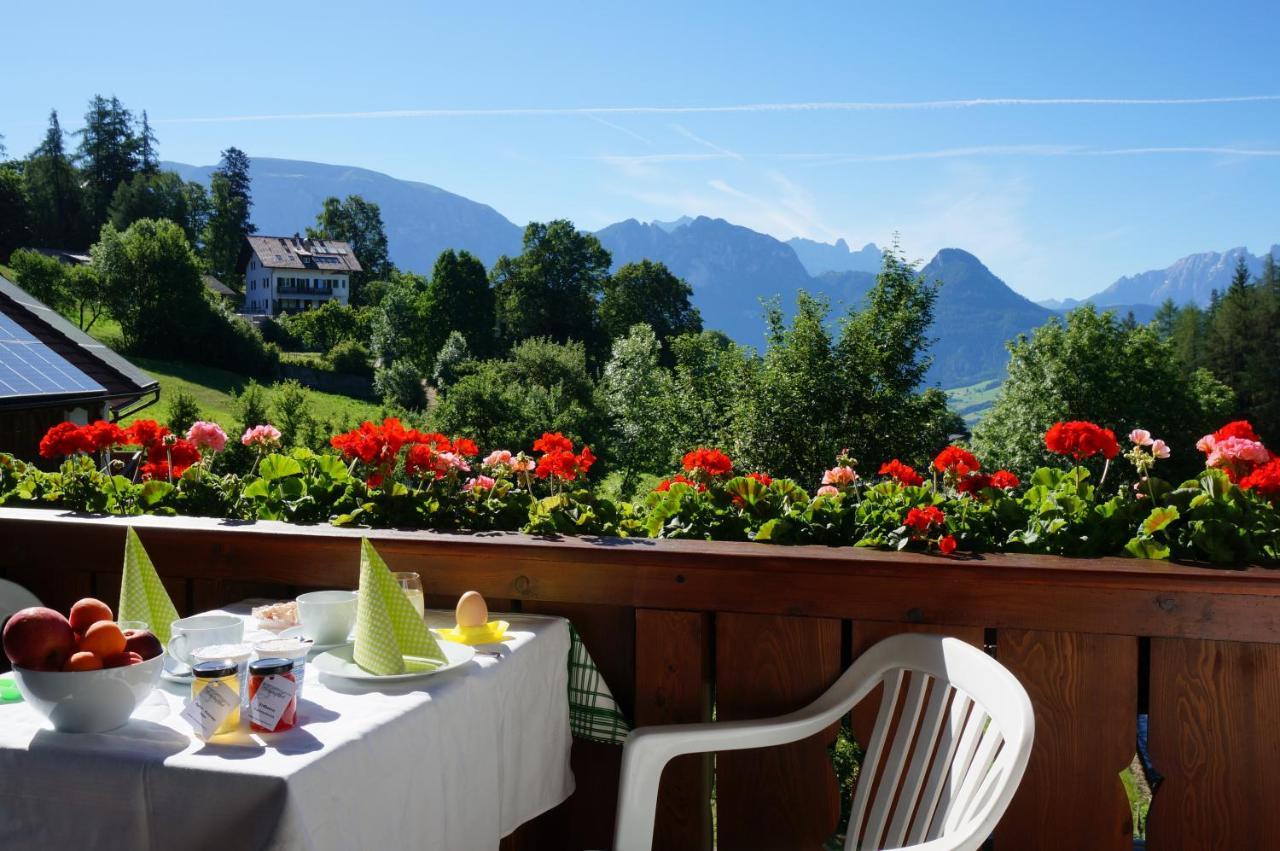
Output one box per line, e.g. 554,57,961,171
253,636,311,700
297,590,357,646
168,615,245,667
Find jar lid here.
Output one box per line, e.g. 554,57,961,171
250,657,294,677
192,660,238,679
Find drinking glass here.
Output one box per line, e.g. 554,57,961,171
394,572,425,618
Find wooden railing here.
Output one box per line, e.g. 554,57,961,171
2,506,1278,851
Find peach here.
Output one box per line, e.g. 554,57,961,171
3,607,76,670
79,621,126,657
62,651,104,672
102,651,144,669
69,598,114,635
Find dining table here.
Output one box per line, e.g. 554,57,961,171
0,602,575,851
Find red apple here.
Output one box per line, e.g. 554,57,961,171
122,629,163,661
68,598,113,635
3,607,76,671
102,650,144,669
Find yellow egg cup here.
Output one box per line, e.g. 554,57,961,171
432,620,510,646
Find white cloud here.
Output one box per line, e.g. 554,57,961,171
156,95,1280,124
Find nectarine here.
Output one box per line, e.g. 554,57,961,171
79,621,126,657
69,598,114,635
63,651,104,672
3,607,75,671
102,650,144,668
122,628,163,660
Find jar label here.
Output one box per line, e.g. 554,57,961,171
181,681,237,740
250,674,296,730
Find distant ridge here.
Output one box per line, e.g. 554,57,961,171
1089,244,1280,307
787,237,883,276
165,157,523,270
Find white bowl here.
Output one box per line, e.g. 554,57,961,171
11,653,164,733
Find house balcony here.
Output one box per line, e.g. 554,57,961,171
275,285,334,296
1,506,1275,850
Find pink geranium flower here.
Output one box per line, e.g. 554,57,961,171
483,449,513,467
816,485,839,497
821,466,858,487
187,421,228,453
241,424,282,449
1128,429,1153,446
463,475,497,492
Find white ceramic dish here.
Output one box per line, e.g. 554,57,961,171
12,653,164,733
280,625,344,652
313,642,474,682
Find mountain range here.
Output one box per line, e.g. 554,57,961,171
168,156,1271,390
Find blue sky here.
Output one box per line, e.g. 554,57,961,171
3,1,1277,300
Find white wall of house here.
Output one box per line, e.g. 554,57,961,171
243,254,350,315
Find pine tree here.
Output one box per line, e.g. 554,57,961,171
137,111,159,175
75,95,141,230
24,110,86,247
1229,254,1251,294
201,147,254,283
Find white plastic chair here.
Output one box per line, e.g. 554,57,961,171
613,633,1034,851
0,578,41,623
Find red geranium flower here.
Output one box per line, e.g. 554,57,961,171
747,471,773,487
127,420,170,449
990,470,1020,490
532,432,574,454
1044,421,1120,460
452,437,479,457
682,447,733,477
1213,420,1260,443
84,420,127,452
904,506,945,532
933,446,980,477
938,535,958,555
656,474,705,492
879,459,924,487
39,422,92,458
403,444,437,479
1240,458,1280,499
956,473,993,495
535,446,595,481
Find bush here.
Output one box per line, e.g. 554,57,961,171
259,316,300,350
374,360,425,410
271,380,317,448
166,390,203,434
325,339,373,377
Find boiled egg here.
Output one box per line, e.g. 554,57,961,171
456,591,489,628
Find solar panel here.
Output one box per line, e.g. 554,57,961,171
0,313,106,399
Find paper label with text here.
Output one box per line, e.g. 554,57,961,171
250,674,296,730
180,681,237,740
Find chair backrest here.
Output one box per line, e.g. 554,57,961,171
843,634,1033,851
0,578,42,624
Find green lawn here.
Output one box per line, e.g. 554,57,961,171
56,311,386,431
120,356,386,430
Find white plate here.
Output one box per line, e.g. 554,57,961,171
161,655,192,683
313,642,475,682
279,625,349,652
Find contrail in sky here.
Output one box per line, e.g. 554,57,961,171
154,95,1280,124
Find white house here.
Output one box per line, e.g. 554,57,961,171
237,235,363,315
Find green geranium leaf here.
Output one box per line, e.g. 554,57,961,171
1142,506,1180,535
259,454,303,481
139,480,174,506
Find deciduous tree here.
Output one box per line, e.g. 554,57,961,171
307,194,392,302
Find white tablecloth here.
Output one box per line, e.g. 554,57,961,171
0,606,574,851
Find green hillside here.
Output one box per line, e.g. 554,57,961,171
947,378,1004,428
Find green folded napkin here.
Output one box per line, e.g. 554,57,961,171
353,538,445,676
119,527,181,645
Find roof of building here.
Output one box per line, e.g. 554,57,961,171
237,235,363,274
203,274,237,298
24,248,93,266
0,275,159,413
